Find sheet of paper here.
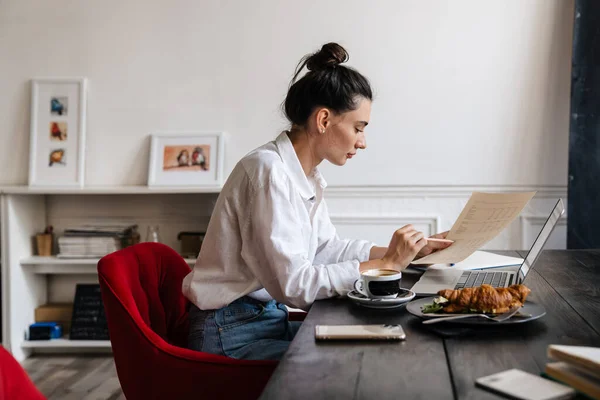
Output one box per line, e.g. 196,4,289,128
414,251,524,271
412,191,536,264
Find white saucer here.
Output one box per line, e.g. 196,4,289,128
347,289,416,309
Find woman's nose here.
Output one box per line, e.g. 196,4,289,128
356,135,366,150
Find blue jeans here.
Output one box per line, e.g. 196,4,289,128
188,296,302,360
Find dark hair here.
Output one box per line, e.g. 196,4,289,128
283,42,373,127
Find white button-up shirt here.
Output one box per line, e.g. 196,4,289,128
182,132,374,310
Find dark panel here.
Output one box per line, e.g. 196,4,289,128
568,0,600,248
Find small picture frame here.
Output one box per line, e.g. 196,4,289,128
147,132,224,188
28,77,87,187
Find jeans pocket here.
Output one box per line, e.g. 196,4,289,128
188,307,213,352
217,301,290,359
218,301,265,330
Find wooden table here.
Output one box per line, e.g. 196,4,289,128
259,250,600,400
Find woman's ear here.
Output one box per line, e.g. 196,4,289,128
315,107,331,134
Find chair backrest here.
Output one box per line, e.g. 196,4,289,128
0,346,45,400
98,242,277,400
98,242,190,348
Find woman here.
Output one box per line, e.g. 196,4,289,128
182,42,450,361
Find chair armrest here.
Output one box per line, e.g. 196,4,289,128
288,311,306,321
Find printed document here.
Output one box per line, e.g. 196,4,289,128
412,191,536,264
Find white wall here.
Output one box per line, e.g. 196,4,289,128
0,0,573,187
0,0,574,248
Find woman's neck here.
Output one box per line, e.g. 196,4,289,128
287,128,322,176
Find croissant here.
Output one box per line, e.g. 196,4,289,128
436,284,531,314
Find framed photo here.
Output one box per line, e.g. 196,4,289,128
28,77,87,187
148,132,224,188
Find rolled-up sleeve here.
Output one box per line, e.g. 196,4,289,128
240,174,361,310
313,200,375,266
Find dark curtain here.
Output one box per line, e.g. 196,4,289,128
567,0,600,249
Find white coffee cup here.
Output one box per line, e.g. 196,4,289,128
353,269,402,299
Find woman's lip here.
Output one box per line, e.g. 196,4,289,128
347,153,355,158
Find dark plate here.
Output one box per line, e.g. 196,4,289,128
406,297,546,325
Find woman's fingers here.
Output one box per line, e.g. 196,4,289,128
426,240,452,250
384,226,432,270
395,224,414,235
409,231,425,243
431,230,449,239
406,231,426,254
393,227,416,242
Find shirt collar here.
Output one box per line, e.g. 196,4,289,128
275,131,327,200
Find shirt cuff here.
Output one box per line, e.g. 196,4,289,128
325,259,362,296
351,240,376,263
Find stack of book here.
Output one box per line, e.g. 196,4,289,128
545,344,600,399
57,223,139,258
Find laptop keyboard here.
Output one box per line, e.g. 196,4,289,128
455,271,509,289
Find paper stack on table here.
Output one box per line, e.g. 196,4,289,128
544,345,600,399
419,250,524,271
412,191,536,265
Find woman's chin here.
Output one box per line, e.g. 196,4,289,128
325,155,350,166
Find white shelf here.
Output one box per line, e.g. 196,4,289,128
2,186,206,361
0,185,222,195
21,339,111,349
22,256,106,265
21,256,196,274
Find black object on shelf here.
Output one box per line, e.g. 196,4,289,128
177,231,205,258
69,284,109,340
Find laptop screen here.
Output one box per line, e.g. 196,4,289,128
518,199,565,282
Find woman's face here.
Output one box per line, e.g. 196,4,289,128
316,97,371,166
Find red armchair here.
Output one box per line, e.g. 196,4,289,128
98,242,283,400
0,346,45,400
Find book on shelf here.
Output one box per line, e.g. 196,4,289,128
545,344,600,399
58,222,140,258
63,223,138,237
58,236,121,258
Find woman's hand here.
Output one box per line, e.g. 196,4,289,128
381,225,428,271
415,230,451,259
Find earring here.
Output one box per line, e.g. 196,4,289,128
321,129,325,134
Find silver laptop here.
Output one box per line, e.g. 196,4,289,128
410,198,565,296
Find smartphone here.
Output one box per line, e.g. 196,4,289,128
315,324,406,340
475,369,575,400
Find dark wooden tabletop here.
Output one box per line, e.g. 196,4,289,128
259,250,600,400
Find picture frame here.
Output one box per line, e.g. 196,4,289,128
147,132,225,188
28,77,87,187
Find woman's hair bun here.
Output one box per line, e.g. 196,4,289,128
305,42,349,71
284,42,372,127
